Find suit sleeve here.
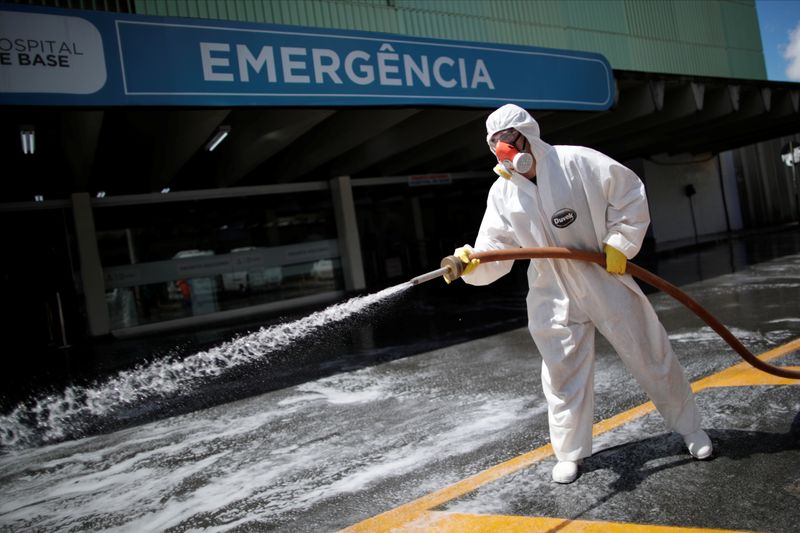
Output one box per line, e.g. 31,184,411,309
583,152,650,259
463,183,520,286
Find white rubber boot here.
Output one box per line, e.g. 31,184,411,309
551,460,580,483
683,429,713,459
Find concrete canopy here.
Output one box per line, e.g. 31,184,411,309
2,71,798,203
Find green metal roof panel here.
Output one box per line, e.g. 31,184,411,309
562,1,628,34
569,29,633,69
490,0,564,27
134,0,767,80
625,0,680,41
721,0,764,49
674,0,727,47
729,48,769,78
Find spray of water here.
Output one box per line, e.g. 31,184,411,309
0,283,411,449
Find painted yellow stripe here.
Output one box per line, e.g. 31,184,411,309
592,400,656,437
342,338,799,533
414,511,752,532
343,444,555,533
692,337,800,390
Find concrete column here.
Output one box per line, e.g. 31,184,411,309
330,176,366,291
71,193,110,336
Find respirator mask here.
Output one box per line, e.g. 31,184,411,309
491,130,533,179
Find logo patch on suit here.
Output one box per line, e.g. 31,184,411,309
551,208,577,228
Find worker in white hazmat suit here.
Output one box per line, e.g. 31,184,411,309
455,104,712,484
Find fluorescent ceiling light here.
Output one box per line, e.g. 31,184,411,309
205,125,231,152
161,187,171,193
20,127,35,155
96,191,106,198
34,195,44,202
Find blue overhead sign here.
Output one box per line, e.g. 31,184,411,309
0,4,615,110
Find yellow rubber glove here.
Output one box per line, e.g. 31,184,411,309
455,244,480,276
604,244,627,275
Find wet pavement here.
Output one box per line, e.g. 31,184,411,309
0,226,799,531
4,225,800,413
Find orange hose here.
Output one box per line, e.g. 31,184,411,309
469,247,800,379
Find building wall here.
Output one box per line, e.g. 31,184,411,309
726,134,800,228
644,156,732,249
134,0,767,80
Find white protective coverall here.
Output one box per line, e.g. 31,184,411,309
463,104,701,461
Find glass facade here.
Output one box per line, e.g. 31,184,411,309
0,177,492,340
354,178,489,290
93,191,343,330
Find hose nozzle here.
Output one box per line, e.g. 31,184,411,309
440,255,464,283
407,256,465,286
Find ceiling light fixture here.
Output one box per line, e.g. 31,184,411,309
96,191,106,198
34,195,44,202
20,126,35,155
161,187,171,193
205,125,231,152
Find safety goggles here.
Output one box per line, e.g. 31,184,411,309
490,129,521,146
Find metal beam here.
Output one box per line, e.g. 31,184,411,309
665,87,769,153
329,109,487,176
214,108,336,187
150,109,231,191
376,117,487,176
596,83,740,158
669,91,800,154
548,82,658,145
264,108,422,182
585,81,707,149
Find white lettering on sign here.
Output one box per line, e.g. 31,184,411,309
0,10,106,94
200,42,233,81
281,46,310,83
377,43,401,86
236,44,276,82
312,48,341,84
344,50,373,85
404,54,430,87
199,41,495,91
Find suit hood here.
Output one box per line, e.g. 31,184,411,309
485,103,553,164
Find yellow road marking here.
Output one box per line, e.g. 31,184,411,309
591,400,656,437
692,337,800,390
412,511,751,532
342,338,799,533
